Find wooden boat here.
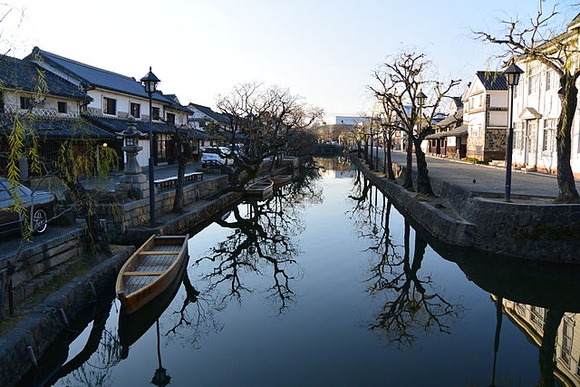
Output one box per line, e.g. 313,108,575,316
116,234,189,314
270,174,293,187
245,178,274,198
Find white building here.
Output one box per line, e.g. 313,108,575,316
511,16,580,177
462,71,508,161
26,47,192,168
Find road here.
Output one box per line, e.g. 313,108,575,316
369,149,564,198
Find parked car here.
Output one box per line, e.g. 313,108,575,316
201,148,225,167
0,178,56,235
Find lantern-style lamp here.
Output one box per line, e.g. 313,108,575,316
503,63,524,86
416,91,427,106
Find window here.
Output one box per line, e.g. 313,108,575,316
514,124,523,150
152,107,160,120
542,119,557,152
530,305,545,326
57,101,67,113
166,113,175,125
20,96,33,109
103,97,117,115
561,316,574,368
528,66,540,95
130,103,140,118
157,133,168,160
545,71,552,91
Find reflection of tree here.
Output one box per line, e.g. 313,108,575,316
349,176,462,347
174,170,323,340
53,301,122,386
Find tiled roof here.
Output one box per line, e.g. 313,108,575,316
86,115,182,135
27,47,174,104
0,55,89,100
476,71,508,90
189,103,231,123
434,110,463,128
0,116,114,138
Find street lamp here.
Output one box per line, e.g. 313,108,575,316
503,63,524,202
141,67,160,226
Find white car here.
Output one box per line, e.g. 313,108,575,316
201,149,225,167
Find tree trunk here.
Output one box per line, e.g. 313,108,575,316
65,178,111,256
403,135,414,190
385,134,395,180
538,309,564,387
172,150,186,214
414,138,434,195
555,75,580,203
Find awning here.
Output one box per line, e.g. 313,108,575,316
0,116,115,139
85,115,177,135
519,107,542,120
425,125,467,139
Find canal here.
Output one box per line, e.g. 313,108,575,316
26,158,580,386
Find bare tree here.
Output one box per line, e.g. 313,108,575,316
215,82,322,187
369,51,459,194
475,7,580,203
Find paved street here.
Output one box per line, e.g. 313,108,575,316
376,150,568,199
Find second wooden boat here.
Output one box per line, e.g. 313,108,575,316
245,178,274,198
271,174,293,187
116,234,189,314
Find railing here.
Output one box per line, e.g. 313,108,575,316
154,171,204,190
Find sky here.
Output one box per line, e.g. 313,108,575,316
2,0,578,123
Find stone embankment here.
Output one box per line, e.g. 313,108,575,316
353,157,580,263
0,173,242,385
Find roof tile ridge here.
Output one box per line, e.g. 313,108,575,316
35,47,138,82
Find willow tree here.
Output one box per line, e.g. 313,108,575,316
369,51,459,194
475,8,580,203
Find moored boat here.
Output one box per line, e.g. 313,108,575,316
116,234,189,314
245,178,274,199
270,174,293,187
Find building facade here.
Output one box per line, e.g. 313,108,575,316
462,71,508,161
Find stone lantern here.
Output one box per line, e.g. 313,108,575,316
117,116,149,199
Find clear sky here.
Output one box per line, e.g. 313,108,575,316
3,0,578,122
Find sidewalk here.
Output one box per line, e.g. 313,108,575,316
80,161,204,192
384,151,563,199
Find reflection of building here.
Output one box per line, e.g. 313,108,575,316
316,157,356,179
500,298,580,386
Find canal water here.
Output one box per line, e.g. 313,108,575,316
32,158,580,386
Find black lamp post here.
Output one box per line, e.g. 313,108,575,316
416,90,427,146
141,67,160,226
503,63,524,202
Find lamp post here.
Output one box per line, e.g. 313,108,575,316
503,63,524,202
141,67,160,226
416,90,427,149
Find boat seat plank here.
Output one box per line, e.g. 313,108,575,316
123,271,162,276
139,251,181,255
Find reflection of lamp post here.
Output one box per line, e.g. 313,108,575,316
141,67,160,226
503,63,524,202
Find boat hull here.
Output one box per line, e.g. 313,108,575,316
116,234,189,314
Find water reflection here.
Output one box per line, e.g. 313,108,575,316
349,173,463,347
193,167,323,315
42,296,121,387
351,174,580,386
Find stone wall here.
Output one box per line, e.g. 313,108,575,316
0,229,86,310
99,176,229,243
355,157,580,263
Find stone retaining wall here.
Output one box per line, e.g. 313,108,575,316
0,229,86,312
99,176,229,243
0,248,132,386
355,157,580,263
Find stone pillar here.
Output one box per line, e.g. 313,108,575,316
117,116,150,199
